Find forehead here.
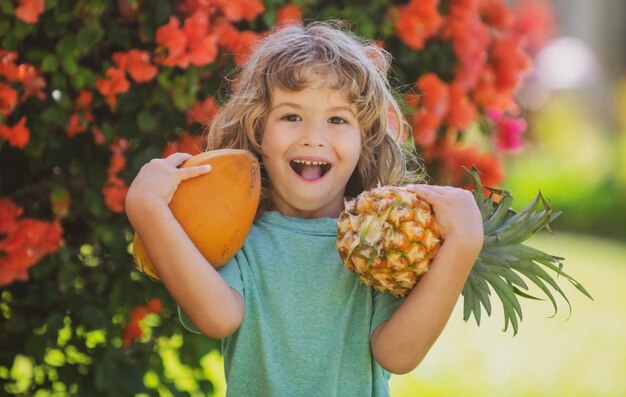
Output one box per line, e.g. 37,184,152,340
269,70,354,107
269,85,357,115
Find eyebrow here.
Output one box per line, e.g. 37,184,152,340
270,102,357,117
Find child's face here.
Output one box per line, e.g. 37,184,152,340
261,78,362,218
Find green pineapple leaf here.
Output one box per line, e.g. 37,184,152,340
462,168,593,335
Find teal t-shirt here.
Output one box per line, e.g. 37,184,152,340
180,211,405,396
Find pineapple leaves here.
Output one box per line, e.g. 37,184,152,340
462,168,592,335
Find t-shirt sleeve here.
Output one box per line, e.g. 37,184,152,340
370,289,405,336
178,255,244,333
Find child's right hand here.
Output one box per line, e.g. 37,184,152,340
126,152,212,219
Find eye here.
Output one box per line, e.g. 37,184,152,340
281,114,301,122
329,116,347,125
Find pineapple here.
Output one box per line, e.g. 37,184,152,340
336,168,592,334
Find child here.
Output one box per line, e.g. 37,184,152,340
126,22,483,396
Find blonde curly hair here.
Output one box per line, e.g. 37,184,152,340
206,21,423,213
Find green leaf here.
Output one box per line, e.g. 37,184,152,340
76,22,104,52
41,54,59,72
61,54,78,74
137,110,158,132
55,35,77,57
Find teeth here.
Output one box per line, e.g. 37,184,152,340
292,159,328,166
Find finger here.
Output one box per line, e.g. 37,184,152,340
407,184,443,203
178,164,212,181
407,184,444,196
165,152,193,166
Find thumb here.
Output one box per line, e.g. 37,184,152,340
178,164,212,181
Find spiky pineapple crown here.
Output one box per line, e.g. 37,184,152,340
465,167,592,334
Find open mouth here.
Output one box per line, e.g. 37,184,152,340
290,159,332,181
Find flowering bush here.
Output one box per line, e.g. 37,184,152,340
0,0,552,394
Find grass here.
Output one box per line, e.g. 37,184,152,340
390,232,626,397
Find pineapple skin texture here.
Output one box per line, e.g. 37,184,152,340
337,186,442,297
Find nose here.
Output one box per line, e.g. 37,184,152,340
298,120,327,147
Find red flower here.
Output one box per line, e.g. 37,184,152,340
394,0,442,50
480,0,515,31
276,4,302,26
0,82,18,117
215,0,265,22
0,50,19,81
102,176,128,213
155,12,218,68
490,35,531,94
161,131,205,158
486,108,527,152
155,17,188,68
0,198,63,287
122,298,163,345
186,96,219,125
66,90,94,138
75,89,93,109
122,322,143,346
113,50,158,83
438,143,505,189
15,0,45,24
0,117,30,148
146,298,163,314
444,2,490,90
513,0,556,54
445,82,477,130
16,64,46,101
95,67,130,110
229,30,261,65
183,11,219,67
0,198,22,234
410,73,449,148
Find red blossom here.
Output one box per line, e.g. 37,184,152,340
480,0,515,31
183,11,219,67
0,117,30,148
229,30,262,65
16,64,46,101
490,34,531,94
107,138,129,176
66,90,94,138
215,0,265,22
410,73,449,148
276,4,302,26
155,12,218,69
438,143,505,189
0,198,63,287
186,96,219,125
95,67,131,110
122,298,163,345
394,0,442,50
15,0,45,24
113,50,158,83
444,3,491,90
155,17,188,68
146,298,163,314
445,82,477,130
0,82,18,117
513,0,556,54
486,108,527,151
161,131,205,158
102,176,128,213
0,50,19,80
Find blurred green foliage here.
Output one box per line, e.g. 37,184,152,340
505,91,626,240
